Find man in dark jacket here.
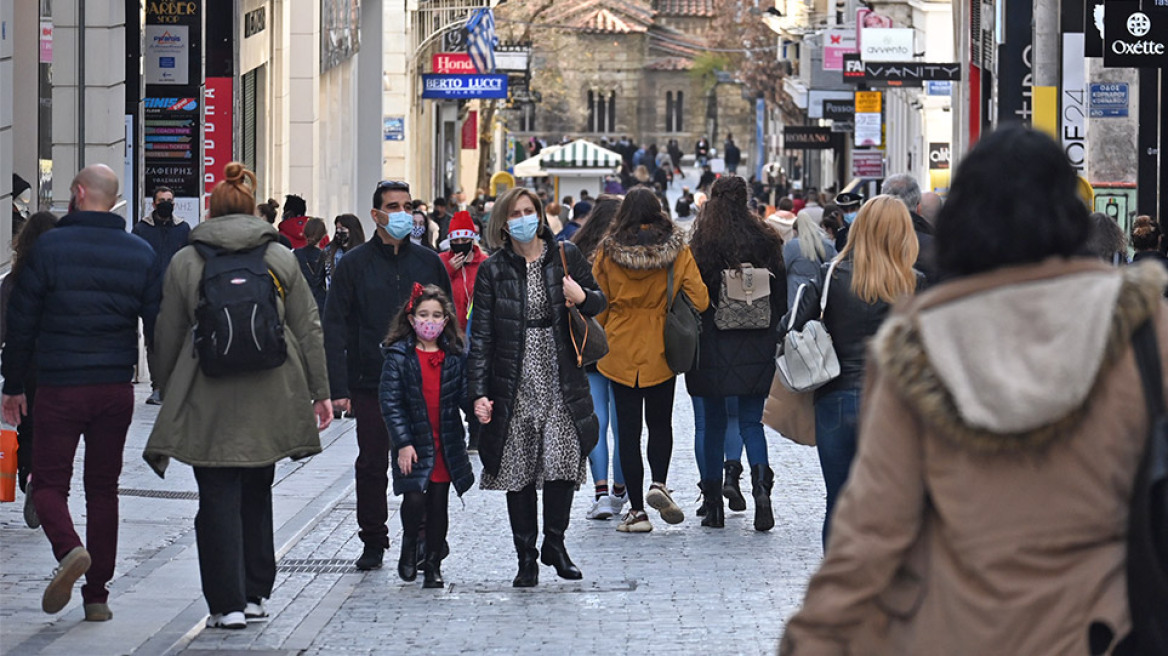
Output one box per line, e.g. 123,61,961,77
1,164,160,620
724,134,742,175
882,174,936,281
324,179,453,571
133,186,191,405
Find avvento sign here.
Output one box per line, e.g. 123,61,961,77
1104,2,1168,68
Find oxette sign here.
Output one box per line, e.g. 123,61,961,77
433,52,476,74
1104,2,1168,68
421,74,509,99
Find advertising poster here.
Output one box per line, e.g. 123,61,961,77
144,25,190,85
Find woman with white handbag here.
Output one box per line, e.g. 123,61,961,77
783,195,923,546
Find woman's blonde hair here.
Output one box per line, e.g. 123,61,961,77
836,195,919,304
484,187,546,250
209,162,257,218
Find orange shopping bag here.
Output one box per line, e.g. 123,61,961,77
0,427,18,502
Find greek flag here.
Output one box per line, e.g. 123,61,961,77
466,9,497,74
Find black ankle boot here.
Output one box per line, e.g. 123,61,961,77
751,464,775,532
541,481,583,580
723,460,747,511
507,485,540,588
422,553,444,588
700,479,725,528
696,482,707,517
397,534,418,582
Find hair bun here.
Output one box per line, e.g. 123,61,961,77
266,198,279,209
1133,215,1156,229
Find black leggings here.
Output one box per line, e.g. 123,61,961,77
400,481,450,556
612,378,677,512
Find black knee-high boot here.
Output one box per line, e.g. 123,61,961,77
540,481,583,580
506,484,539,587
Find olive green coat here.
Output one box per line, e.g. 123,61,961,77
143,215,330,477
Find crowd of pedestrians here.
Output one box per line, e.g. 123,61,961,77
3,124,1167,653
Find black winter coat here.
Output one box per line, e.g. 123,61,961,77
293,245,328,314
132,216,191,282
686,247,787,398
2,211,160,394
323,237,452,398
467,232,606,478
785,258,924,399
379,337,475,496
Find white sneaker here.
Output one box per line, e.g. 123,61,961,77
244,600,268,620
206,611,247,629
608,491,628,516
616,510,653,533
586,496,613,520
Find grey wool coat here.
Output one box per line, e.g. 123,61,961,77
143,215,330,476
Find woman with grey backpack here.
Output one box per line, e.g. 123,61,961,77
686,176,787,530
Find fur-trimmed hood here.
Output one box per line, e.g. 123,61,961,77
873,258,1168,454
599,223,684,274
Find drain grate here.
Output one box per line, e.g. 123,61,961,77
277,558,355,574
118,488,199,500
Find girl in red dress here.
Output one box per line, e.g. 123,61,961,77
380,284,475,588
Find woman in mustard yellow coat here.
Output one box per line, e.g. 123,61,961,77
592,188,709,533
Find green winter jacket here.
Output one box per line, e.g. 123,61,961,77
143,214,329,476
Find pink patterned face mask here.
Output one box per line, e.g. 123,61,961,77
412,317,447,342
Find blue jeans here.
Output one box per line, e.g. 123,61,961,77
814,389,861,548
587,371,624,486
693,395,768,480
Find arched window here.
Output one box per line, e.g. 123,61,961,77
666,91,675,132
608,91,616,132
675,90,683,132
587,90,596,133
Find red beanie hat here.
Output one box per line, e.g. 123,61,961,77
448,211,478,240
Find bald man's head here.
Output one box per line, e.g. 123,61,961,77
918,191,943,226
71,164,119,212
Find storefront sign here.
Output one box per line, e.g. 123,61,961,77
421,74,508,99
203,77,234,197
39,21,52,63
145,0,202,220
144,94,202,220
244,7,266,38
1086,1,1105,57
433,52,476,74
1000,0,1034,124
144,26,191,85
783,126,837,150
854,113,882,147
1089,82,1130,117
927,80,952,95
853,150,885,178
863,62,962,84
928,143,951,170
854,91,882,113
1062,32,1087,174
1104,3,1168,68
823,28,858,71
860,28,914,62
462,110,478,149
321,0,361,72
823,99,854,132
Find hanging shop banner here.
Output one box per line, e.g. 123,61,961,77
860,28,914,62
783,126,837,150
1089,83,1130,117
928,143,951,170
144,0,202,86
854,91,882,113
1061,32,1087,174
321,0,361,72
823,28,858,71
862,61,961,87
842,53,865,82
433,52,476,74
854,113,882,147
999,0,1034,124
144,94,202,221
203,77,234,197
1104,2,1168,68
421,74,509,99
1085,0,1105,57
823,99,855,132
853,150,885,178
462,110,478,149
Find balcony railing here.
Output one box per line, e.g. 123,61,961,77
412,0,495,60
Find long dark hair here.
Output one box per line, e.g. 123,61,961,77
12,211,58,279
609,187,672,244
571,194,622,259
936,125,1089,278
690,176,783,278
326,213,366,277
383,284,464,354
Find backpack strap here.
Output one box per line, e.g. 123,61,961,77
666,262,676,311
819,259,840,321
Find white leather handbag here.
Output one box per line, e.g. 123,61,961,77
776,261,841,393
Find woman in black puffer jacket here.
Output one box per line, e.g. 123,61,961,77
380,285,475,589
468,187,606,588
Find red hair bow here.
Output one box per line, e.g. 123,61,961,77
407,282,426,313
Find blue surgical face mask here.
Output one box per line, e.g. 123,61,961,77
507,215,541,243
844,211,858,225
386,211,414,239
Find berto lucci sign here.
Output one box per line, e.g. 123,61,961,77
421,73,508,99
1104,2,1168,68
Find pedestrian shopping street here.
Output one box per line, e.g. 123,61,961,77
0,381,824,656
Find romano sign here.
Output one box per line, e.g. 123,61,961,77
783,126,838,150
1104,2,1168,68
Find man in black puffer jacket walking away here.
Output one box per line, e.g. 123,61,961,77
324,179,452,571
1,164,160,622
133,185,191,405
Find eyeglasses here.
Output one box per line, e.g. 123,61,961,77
377,180,410,193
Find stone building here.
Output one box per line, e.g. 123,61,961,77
512,0,759,169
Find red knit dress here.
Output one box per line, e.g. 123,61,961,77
417,348,450,483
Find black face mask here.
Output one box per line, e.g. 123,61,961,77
155,200,174,219
450,242,473,256
335,230,350,246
